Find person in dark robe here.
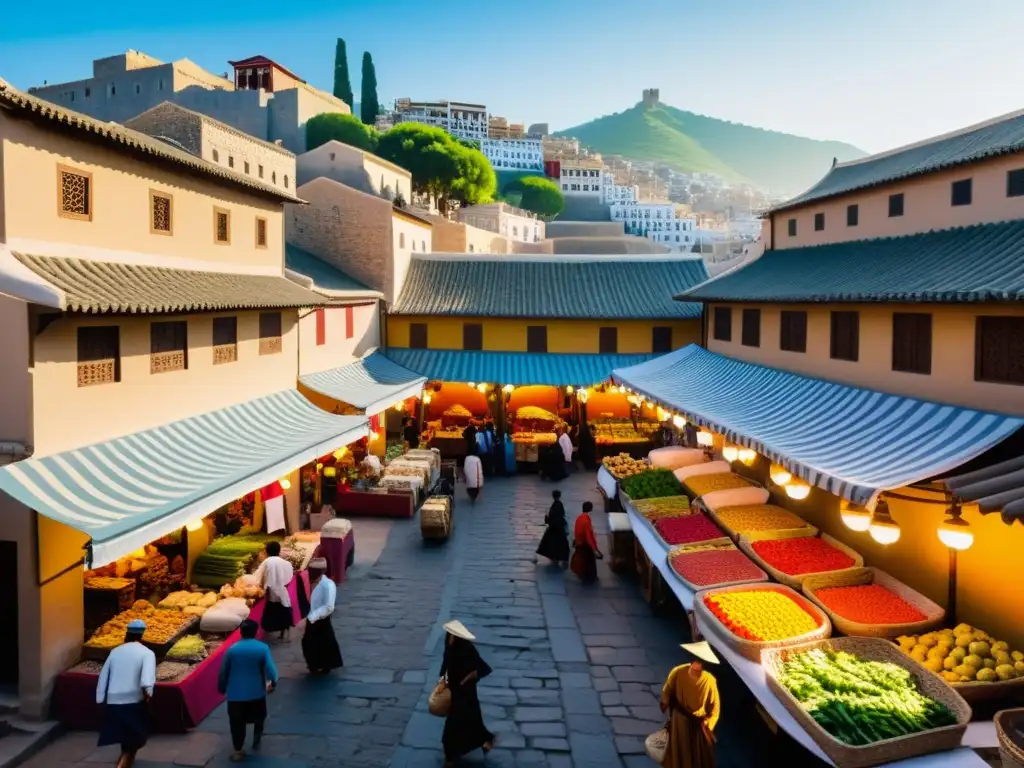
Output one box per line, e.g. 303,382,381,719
301,558,343,674
461,423,477,466
536,490,570,565
439,620,494,767
570,501,602,583
578,423,598,470
487,424,505,477
540,443,567,481
403,417,420,450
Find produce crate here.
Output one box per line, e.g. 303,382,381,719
706,503,815,543
995,708,1024,768
648,512,730,551
420,497,453,541
694,583,832,662
738,531,863,590
143,616,200,660
681,472,753,500
84,580,137,636
761,637,971,768
802,567,945,639
667,542,768,593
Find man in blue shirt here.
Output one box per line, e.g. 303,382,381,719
218,619,278,762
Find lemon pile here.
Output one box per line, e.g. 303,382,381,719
896,623,1024,684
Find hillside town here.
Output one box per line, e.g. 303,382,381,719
0,33,1021,768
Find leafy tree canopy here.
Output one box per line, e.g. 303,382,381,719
508,175,564,220
333,39,354,108
306,112,379,152
359,52,379,126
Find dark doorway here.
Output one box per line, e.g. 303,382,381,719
0,541,18,686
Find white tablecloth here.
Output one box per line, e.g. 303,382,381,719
623,504,696,611
597,465,618,500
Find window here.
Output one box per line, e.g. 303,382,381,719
652,326,672,354
741,308,761,347
780,310,807,353
787,218,797,237
814,213,825,232
975,316,1024,385
150,191,172,234
244,161,250,175
422,240,426,251
1007,169,1024,198
150,321,188,374
527,325,548,353
212,316,238,364
888,193,904,217
258,165,264,178
599,327,618,354
345,306,354,340
84,87,91,98
315,308,326,346
259,312,282,355
214,208,230,244
892,312,932,375
463,323,483,351
284,175,289,189
830,311,859,362
399,232,406,248
847,204,859,227
255,217,267,248
57,165,92,221
951,178,972,207
213,149,219,163
712,306,732,342
228,156,234,169
412,241,417,252
272,172,277,184
134,83,140,94
409,322,428,349
109,84,115,97
77,326,120,386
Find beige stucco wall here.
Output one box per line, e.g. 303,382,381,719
773,152,1024,249
418,213,510,254
1,112,285,271
391,212,432,303
297,301,381,376
707,301,1024,415
0,298,32,445
31,310,299,457
296,141,411,202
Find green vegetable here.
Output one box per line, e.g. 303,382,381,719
621,469,683,500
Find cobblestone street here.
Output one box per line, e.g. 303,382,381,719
25,471,815,768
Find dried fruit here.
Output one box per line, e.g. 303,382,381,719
751,537,855,575
813,584,926,625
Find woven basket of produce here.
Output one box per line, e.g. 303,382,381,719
650,513,730,550
620,469,683,501
762,637,971,768
802,567,945,639
428,680,452,717
739,533,863,590
996,708,1024,768
681,472,753,499
668,541,768,592
602,453,649,480
629,495,692,521
707,503,815,542
694,583,832,662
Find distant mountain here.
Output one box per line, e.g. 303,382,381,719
556,102,867,195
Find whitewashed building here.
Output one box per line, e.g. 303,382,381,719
480,137,543,172
602,177,639,204
392,99,488,141
611,202,697,252
558,160,604,197
457,203,544,244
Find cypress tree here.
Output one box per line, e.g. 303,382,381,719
333,38,354,109
360,52,380,126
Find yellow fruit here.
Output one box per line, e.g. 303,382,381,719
964,654,984,669
1015,661,1024,674
912,644,929,656
969,641,992,657
994,651,1012,666
919,634,938,648
996,664,1018,681
897,635,916,649
926,647,946,662
924,658,944,673
954,664,977,680
939,628,955,638
950,647,967,662
1012,651,1024,662
977,668,998,683
992,641,1010,653
943,656,959,671
955,634,973,648
984,659,997,670
974,631,991,643
954,623,974,636
941,671,960,683
911,648,928,663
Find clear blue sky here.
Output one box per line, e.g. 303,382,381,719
2,0,1022,153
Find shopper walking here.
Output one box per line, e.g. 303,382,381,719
96,619,155,768
256,541,293,640
475,424,494,476
302,558,344,674
218,619,278,762
557,427,574,474
659,642,722,768
463,447,484,503
578,423,598,470
570,501,602,583
438,620,494,767
536,490,570,565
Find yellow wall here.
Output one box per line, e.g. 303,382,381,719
387,316,701,354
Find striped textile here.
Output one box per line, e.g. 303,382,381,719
612,345,1024,505
0,390,368,566
299,352,426,415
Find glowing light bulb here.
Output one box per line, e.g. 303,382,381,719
279,477,291,490
722,444,739,463
937,509,973,551
423,393,433,404
577,389,589,404
672,415,686,429
769,463,792,486
333,447,348,460
393,401,405,411
738,448,757,466
185,519,205,532
785,480,811,500
566,386,574,394
467,382,475,388
868,503,901,545
840,502,872,532
503,384,515,393
476,383,488,393
696,431,714,447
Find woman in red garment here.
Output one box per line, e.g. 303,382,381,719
570,502,603,583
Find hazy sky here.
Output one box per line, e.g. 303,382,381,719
2,0,1021,153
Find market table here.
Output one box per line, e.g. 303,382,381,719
596,466,622,512
53,571,310,733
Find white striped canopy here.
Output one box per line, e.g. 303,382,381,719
612,345,1024,505
0,390,367,566
299,351,426,415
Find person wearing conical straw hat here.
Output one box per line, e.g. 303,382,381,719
438,619,495,766
659,641,722,768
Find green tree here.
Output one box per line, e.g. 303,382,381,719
333,38,354,108
360,52,380,126
510,175,564,220
305,112,379,152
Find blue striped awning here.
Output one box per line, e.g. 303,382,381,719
0,391,368,566
386,349,656,387
612,345,1024,505
299,351,426,416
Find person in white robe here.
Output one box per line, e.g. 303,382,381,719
301,558,343,673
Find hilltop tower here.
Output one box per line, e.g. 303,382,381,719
642,88,660,109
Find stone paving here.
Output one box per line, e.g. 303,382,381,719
24,471,824,768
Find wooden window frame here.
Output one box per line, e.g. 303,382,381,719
975,316,1024,386
409,322,428,349
888,193,905,218
598,326,618,355
149,189,173,236
213,207,231,245
712,306,732,342
150,320,188,374
652,326,672,354
77,325,121,386
463,323,483,351
57,163,93,222
891,312,932,375
526,325,548,353
813,212,825,232
830,311,860,362
212,316,238,365
846,204,859,227
255,216,268,248
258,311,283,356
780,310,807,353
741,308,761,348
951,178,973,207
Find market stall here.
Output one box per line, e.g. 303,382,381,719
422,383,491,459
586,388,659,458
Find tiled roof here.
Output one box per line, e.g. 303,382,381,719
385,349,656,387
15,253,326,313
679,220,1024,304
0,79,303,203
772,110,1024,212
285,244,377,295
391,255,708,318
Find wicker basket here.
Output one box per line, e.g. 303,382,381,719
694,583,832,662
667,542,769,593
649,512,731,552
706,503,815,543
428,681,452,717
681,472,753,500
995,708,1024,768
954,675,1024,707
761,637,971,768
739,532,864,590
802,568,945,638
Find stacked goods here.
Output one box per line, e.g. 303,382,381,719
421,496,453,540
385,443,405,461
158,591,218,612
776,647,959,746
85,601,196,650
815,585,925,626
682,472,751,498
703,589,821,642
751,537,856,576
621,469,683,500
192,533,280,590
896,624,1024,685
165,635,208,663
84,576,134,590
443,404,473,417
155,661,193,682
511,432,557,444
602,454,648,479
515,406,557,422
631,496,691,520
712,504,811,539
669,543,767,590
218,576,264,602
278,544,307,572
653,514,727,547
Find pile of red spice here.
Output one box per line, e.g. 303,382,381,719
751,537,856,576
653,514,723,546
813,583,926,624
671,548,766,587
